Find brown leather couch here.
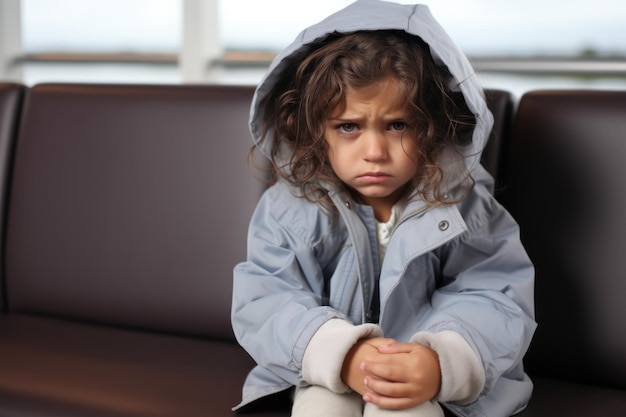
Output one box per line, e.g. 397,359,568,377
500,90,626,415
0,82,624,416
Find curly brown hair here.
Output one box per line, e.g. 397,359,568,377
255,30,476,211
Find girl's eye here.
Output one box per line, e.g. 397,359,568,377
337,123,358,134
389,121,408,131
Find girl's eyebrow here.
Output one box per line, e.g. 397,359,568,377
326,116,365,124
327,114,408,122
327,117,356,121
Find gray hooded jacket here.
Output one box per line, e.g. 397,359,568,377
232,1,536,416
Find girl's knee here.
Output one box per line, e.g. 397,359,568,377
292,386,362,417
363,400,444,417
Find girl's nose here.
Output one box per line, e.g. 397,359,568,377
363,130,388,161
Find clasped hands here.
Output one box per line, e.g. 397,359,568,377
340,337,441,410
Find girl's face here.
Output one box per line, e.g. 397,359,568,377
324,77,418,222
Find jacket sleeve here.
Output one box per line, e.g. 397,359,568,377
231,185,352,386
422,186,536,398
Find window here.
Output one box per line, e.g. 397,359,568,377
219,0,626,95
219,0,626,57
20,0,182,84
22,0,181,54
16,0,626,94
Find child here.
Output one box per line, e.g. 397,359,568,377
232,1,536,416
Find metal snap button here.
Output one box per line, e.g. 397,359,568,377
345,201,351,209
438,220,449,231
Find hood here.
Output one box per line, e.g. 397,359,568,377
249,0,494,190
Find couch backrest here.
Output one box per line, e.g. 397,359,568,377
2,83,512,341
482,88,514,184
4,84,262,341
0,83,25,313
500,90,626,389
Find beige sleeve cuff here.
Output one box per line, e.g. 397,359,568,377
301,319,383,393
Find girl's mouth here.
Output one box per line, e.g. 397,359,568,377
358,172,391,183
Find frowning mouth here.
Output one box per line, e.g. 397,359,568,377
357,172,391,183
359,172,390,177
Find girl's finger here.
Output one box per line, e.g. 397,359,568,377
364,375,411,398
361,360,405,381
376,342,415,353
362,390,414,410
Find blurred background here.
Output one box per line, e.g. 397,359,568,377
1,0,625,97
